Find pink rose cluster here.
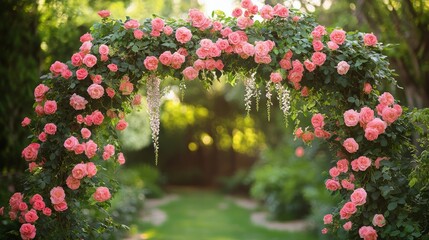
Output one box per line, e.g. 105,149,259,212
188,9,212,31
342,92,402,142
159,50,186,69
119,76,134,95
50,187,68,212
6,192,52,239
294,127,315,144
66,162,97,190
309,113,331,140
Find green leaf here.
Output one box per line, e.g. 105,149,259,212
387,202,397,211
131,45,139,52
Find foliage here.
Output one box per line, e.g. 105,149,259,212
1,1,428,239
249,138,329,221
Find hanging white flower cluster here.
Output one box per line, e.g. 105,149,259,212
275,83,291,125
146,76,161,164
243,74,260,115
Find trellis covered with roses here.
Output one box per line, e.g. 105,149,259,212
1,0,428,239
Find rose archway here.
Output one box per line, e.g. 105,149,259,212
2,1,428,239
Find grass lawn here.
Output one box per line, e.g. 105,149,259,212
132,189,318,240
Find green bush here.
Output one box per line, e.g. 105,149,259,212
249,138,333,221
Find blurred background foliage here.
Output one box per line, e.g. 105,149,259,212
1,0,428,237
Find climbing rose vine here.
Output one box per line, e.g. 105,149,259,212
1,0,428,239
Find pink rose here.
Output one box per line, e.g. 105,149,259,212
9,192,23,210
340,202,357,219
32,200,45,211
98,44,109,55
232,7,243,17
336,159,349,173
43,100,57,115
363,82,372,94
327,41,339,50
132,94,142,106
359,226,378,240
325,179,341,191
260,5,274,19
124,19,139,29
329,167,340,178
107,63,118,72
50,186,65,205
86,162,97,177
343,221,352,231
69,93,88,110
106,87,115,98
301,132,314,143
364,33,378,46
311,52,326,66
21,143,40,162
350,188,367,206
311,25,327,39
355,156,372,171
64,136,78,151
216,60,224,71
71,53,83,66
163,26,173,35
20,223,36,240
330,29,346,45
53,201,68,212
144,56,159,71
119,80,134,95
80,33,93,43
76,68,88,80
364,127,379,141
341,179,355,190
344,109,360,127
87,84,104,99
159,51,172,66
343,138,359,153
381,107,399,124
175,27,192,44
98,10,111,18
81,128,91,139
151,17,165,31
359,107,375,126
294,127,303,138
270,72,282,83
273,4,288,17
183,67,199,81
171,52,186,69
50,61,67,75
34,84,50,102
337,61,350,75
79,41,93,54
228,32,241,45
30,194,43,205
312,40,324,52
44,123,57,135
82,54,97,68
116,119,128,131
372,214,386,227
304,60,316,72
301,86,309,97
72,163,87,180
393,104,402,116
42,207,52,216
24,209,38,223
133,29,144,39
93,187,111,202
22,117,31,127
66,175,81,190
118,152,126,165
321,228,328,234
311,113,325,129
323,214,333,224
103,144,115,156
366,118,387,134
216,39,230,50
61,69,72,79
378,92,394,106
212,21,223,31
85,140,98,159
19,202,28,211
37,132,48,142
